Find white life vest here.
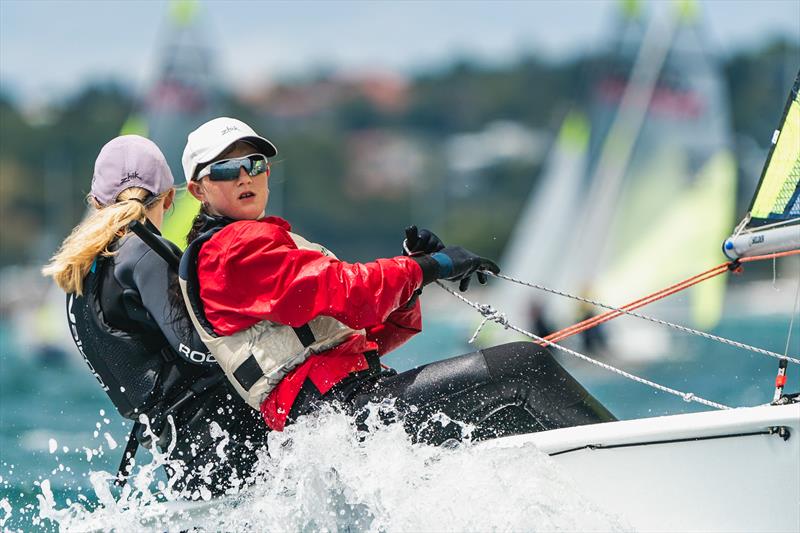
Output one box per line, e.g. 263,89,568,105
179,226,363,410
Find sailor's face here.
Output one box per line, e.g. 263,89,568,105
191,142,269,220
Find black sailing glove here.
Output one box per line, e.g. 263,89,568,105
411,246,500,292
400,226,445,307
403,225,445,255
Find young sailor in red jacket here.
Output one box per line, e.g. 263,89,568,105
179,117,614,444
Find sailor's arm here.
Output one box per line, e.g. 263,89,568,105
200,222,424,333
364,297,422,355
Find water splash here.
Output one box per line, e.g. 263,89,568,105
35,405,630,532
0,497,11,528
102,433,118,450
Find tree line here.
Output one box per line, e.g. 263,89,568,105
0,39,796,267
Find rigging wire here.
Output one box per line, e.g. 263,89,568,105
487,249,800,364
433,248,799,410
487,271,800,365
542,264,731,344
435,281,731,411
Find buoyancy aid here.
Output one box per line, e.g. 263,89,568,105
179,224,364,410
68,255,222,443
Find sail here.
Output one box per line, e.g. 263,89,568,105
590,4,737,330
557,1,736,330
723,70,800,259
489,1,736,349
485,111,590,332
162,191,201,249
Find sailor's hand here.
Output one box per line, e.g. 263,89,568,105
411,245,499,291
404,225,445,256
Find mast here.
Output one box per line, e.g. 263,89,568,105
488,0,737,339
120,0,218,247
563,0,736,331
723,70,800,260
553,3,677,298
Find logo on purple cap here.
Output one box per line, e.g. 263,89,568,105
221,125,240,135
119,171,141,185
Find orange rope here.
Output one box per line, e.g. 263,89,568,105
539,248,800,347
739,248,800,263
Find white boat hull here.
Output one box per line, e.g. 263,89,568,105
485,403,800,532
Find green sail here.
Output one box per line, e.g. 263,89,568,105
724,70,800,259
749,71,800,226
162,190,200,250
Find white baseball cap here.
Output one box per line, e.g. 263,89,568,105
182,117,277,181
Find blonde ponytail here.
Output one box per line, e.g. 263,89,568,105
42,187,168,295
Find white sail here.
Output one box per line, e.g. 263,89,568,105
490,2,737,348
488,111,590,330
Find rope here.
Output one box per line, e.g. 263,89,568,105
467,304,509,344
488,272,800,365
433,248,797,409
543,262,731,345
436,281,731,411
739,249,800,263
490,248,800,363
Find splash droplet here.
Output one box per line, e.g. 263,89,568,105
103,433,118,450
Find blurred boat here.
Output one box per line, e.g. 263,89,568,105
488,1,738,361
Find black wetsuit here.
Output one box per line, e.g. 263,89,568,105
289,342,615,445
68,221,266,495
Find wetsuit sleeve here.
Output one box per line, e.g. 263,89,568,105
133,248,212,365
199,221,424,334
365,298,422,355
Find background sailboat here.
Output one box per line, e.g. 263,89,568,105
487,1,737,359
123,0,218,248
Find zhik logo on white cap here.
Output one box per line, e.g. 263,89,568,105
181,117,277,182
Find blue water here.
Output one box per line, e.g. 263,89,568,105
0,314,797,531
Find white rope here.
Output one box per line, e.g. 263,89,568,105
468,304,509,344
436,281,731,411
487,272,800,365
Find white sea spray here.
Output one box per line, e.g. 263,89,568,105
0,497,12,528
35,406,631,532
103,432,118,450
209,421,230,461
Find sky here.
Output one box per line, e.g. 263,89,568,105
0,0,798,107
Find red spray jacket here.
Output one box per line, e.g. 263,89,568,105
196,216,423,430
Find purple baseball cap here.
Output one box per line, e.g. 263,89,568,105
91,135,174,206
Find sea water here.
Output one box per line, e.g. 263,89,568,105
32,406,633,532
0,315,797,532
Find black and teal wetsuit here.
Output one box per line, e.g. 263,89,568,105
67,221,265,496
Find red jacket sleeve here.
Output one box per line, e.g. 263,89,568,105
198,220,424,336
365,297,422,355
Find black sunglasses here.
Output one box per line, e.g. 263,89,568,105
196,153,270,181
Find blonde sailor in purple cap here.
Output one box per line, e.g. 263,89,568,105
43,135,265,496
